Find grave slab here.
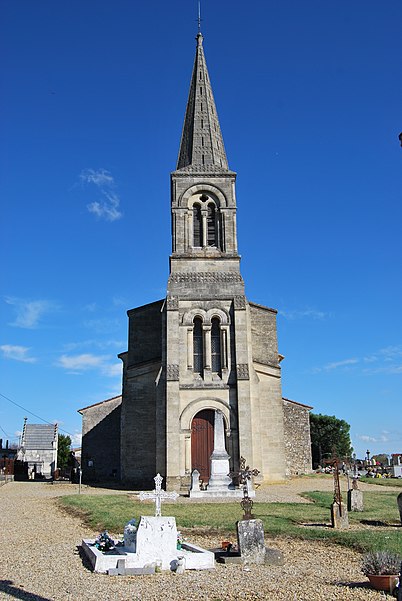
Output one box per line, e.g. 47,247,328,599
179,543,215,570
82,516,214,573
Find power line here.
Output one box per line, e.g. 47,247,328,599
0,391,76,438
0,424,12,439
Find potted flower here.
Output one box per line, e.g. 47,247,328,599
361,551,401,594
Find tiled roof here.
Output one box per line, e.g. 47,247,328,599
77,395,122,414
23,424,57,450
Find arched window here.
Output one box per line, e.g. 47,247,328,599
193,204,203,247
193,318,204,374
211,318,221,374
207,203,217,247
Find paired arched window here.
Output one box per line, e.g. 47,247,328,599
193,316,222,377
207,204,217,247
191,194,221,250
193,204,203,247
193,318,204,374
211,318,221,373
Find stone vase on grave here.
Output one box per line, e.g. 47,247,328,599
123,519,137,552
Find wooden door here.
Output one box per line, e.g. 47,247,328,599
191,409,214,483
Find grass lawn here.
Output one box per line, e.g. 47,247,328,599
360,477,402,487
59,489,402,555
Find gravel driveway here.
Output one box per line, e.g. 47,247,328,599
0,478,398,600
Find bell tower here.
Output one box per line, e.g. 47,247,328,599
169,33,242,292
121,30,287,491
161,31,286,491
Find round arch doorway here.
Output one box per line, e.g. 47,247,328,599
191,409,214,484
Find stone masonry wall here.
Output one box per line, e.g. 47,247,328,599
127,300,164,366
283,398,313,477
249,302,279,366
80,396,122,482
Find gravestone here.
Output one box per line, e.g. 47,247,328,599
190,469,200,492
222,457,284,566
347,478,364,512
237,519,266,564
398,492,402,524
331,502,349,529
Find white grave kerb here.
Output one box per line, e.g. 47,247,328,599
138,473,179,516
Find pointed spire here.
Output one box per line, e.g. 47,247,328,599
176,33,230,172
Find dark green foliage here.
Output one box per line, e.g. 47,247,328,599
310,413,353,468
57,434,72,470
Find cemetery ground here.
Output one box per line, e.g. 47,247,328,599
1,477,401,601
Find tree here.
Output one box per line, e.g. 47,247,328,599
57,434,72,470
310,413,353,469
372,453,390,466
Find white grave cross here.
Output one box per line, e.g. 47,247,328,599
138,473,179,517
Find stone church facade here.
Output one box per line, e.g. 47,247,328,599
79,32,312,489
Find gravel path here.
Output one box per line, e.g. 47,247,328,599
0,479,398,600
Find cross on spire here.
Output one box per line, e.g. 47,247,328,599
138,473,179,517
197,0,202,34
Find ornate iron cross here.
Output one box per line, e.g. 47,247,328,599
324,452,343,515
229,456,260,520
138,473,179,517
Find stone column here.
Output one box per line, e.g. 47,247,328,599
221,328,228,370
184,434,191,473
187,209,192,249
202,210,207,247
208,410,233,490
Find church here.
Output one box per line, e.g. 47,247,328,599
79,31,312,490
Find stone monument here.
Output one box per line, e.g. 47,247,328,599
190,413,243,498
208,411,234,491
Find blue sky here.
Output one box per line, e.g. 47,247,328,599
1,1,401,458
